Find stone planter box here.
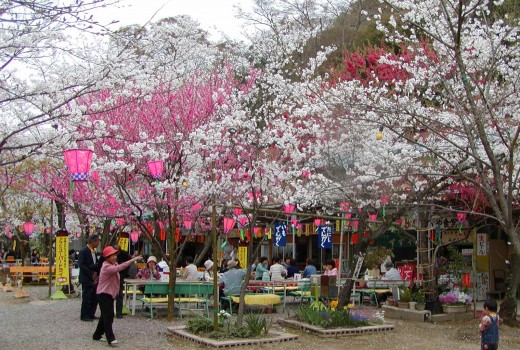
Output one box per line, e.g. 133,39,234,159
277,318,394,337
168,326,298,348
442,304,468,314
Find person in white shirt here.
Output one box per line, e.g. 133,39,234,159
381,262,402,280
183,256,199,281
269,257,287,281
203,259,214,281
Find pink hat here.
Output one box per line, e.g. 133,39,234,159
102,246,119,258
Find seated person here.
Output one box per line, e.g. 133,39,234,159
323,259,338,277
366,263,381,279
381,262,401,280
302,258,317,278
203,259,214,281
285,258,299,279
220,260,246,296
269,257,287,282
254,257,269,280
182,256,199,281
136,256,161,281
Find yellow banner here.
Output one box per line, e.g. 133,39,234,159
55,234,69,286
118,237,129,252
238,246,248,268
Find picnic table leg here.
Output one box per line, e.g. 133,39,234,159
131,284,137,316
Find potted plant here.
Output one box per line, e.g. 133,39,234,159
413,289,426,311
438,289,472,314
398,287,411,308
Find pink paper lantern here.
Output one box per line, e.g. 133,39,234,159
314,218,322,227
345,213,352,219
183,219,193,230
147,160,164,179
223,217,236,234
301,170,310,178
396,217,403,225
284,204,296,214
340,201,350,212
291,219,298,227
369,214,377,222
352,220,359,229
90,171,100,182
63,149,93,181
233,207,243,216
380,194,389,205
238,216,248,227
23,221,35,236
192,203,202,211
116,218,125,226
456,212,467,223
130,231,140,243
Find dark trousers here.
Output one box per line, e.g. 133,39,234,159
115,279,124,316
93,293,116,343
81,284,98,320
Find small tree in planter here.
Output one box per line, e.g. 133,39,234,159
398,287,411,308
413,289,426,311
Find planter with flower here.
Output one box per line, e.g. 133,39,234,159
170,310,299,346
438,289,472,314
278,300,394,336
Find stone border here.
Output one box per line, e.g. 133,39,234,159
277,319,394,336
168,326,298,348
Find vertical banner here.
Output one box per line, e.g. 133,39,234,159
273,221,287,247
318,225,332,249
118,232,129,252
55,230,70,286
238,246,248,267
477,233,488,255
476,272,489,301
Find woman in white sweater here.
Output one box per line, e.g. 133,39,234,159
269,257,287,281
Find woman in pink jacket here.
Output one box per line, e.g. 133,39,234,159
93,246,142,346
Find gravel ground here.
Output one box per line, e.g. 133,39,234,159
1,285,519,350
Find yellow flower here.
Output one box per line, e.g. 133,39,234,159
347,303,355,309
329,300,338,308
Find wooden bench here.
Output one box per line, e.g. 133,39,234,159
9,266,55,284
138,282,213,319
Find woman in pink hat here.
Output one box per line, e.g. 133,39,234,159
93,246,142,346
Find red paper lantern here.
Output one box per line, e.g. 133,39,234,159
63,149,93,181
23,221,35,236
396,217,403,225
147,160,164,179
352,233,359,244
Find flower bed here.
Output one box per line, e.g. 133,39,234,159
278,301,394,337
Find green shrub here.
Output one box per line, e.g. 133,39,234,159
413,289,425,303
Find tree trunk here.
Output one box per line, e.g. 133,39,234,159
498,253,519,327
338,239,368,308
194,235,212,266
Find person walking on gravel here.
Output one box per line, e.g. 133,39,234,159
93,246,142,346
